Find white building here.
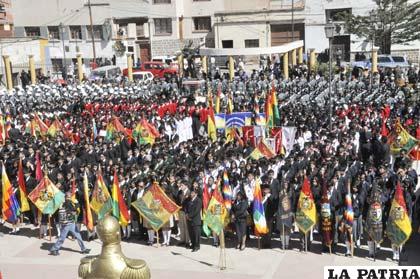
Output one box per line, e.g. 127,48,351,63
11,0,224,69
10,0,420,69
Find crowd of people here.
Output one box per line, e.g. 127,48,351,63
0,59,419,262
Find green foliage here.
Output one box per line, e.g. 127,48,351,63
338,0,420,54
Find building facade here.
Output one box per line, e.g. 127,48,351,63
10,0,420,68
11,0,223,69
0,0,13,37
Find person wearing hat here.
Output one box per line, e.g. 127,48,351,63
186,187,202,252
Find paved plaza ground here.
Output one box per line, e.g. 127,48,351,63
0,223,418,279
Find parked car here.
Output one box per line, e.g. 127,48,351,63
152,56,177,65
133,71,154,83
90,65,121,80
123,62,178,79
352,55,410,69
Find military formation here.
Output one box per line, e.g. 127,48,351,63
0,62,419,263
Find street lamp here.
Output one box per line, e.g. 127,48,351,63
324,19,335,131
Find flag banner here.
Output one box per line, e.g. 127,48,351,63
215,114,226,129
222,171,232,210
207,105,217,142
282,126,297,155
367,183,383,244
132,182,181,231
83,173,94,232
90,173,112,220
17,159,30,212
386,183,412,246
278,190,293,228
203,184,228,236
295,177,316,234
253,178,268,235
2,164,20,223
111,172,130,226
215,113,266,129
320,186,333,247
389,122,418,154
28,176,65,215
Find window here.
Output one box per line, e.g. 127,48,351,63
25,27,40,37
86,25,102,40
222,40,233,48
326,8,351,22
48,26,60,40
154,18,172,35
193,17,211,32
245,39,259,48
69,26,82,40
392,56,405,62
153,0,170,4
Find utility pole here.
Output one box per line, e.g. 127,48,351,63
291,0,294,41
84,0,109,68
59,22,67,79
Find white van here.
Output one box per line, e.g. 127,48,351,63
133,71,154,83
90,66,121,80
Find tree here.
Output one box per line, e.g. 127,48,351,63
339,0,420,54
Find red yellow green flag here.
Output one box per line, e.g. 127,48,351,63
386,183,412,246
83,172,94,232
111,171,130,226
28,176,65,215
132,182,181,231
295,177,316,234
90,171,112,220
17,159,30,212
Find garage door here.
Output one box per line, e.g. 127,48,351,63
271,23,304,46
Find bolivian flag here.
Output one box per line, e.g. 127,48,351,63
208,103,217,142
2,164,20,223
386,183,412,246
295,177,316,234
28,176,65,215
17,159,30,212
83,172,94,232
389,122,418,154
203,183,227,236
111,171,130,226
90,172,112,220
132,182,181,231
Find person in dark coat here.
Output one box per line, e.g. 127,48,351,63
231,191,248,250
186,188,202,252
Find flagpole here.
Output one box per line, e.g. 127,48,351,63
258,236,261,250
219,229,227,270
328,244,332,255
48,215,52,242
155,230,160,248
304,232,307,253
373,241,376,262
282,224,285,251
38,211,42,239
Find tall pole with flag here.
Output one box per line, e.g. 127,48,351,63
83,172,94,232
